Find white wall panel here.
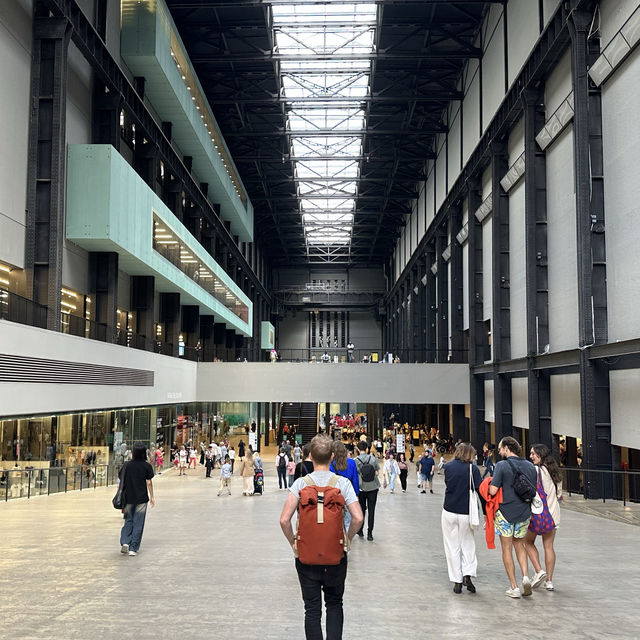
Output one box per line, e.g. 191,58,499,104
417,185,426,242
508,181,527,358
543,0,561,27
484,379,495,422
550,374,582,439
508,117,525,164
600,0,640,46
66,43,92,145
409,208,417,257
482,165,492,200
482,12,505,133
610,369,640,450
426,171,435,228
482,217,493,322
463,62,481,164
62,243,89,294
0,0,31,269
545,49,572,116
448,108,462,191
547,126,578,352
602,46,640,341
435,138,447,211
511,376,529,429
507,0,540,87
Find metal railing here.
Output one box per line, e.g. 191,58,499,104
0,288,48,329
561,467,640,505
275,348,468,364
0,461,171,502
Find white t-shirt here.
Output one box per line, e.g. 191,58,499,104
289,470,358,506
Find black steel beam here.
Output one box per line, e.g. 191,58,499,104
191,51,482,63
523,88,551,447
207,94,464,104
569,8,612,490
25,13,72,331
223,128,446,137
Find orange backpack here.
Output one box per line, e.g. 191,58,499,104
296,474,347,565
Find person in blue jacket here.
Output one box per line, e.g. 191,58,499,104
330,440,360,530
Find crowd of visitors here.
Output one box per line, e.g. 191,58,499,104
116,428,563,639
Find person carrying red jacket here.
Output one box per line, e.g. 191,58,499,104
479,476,502,550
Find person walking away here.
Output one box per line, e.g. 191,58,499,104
119,442,155,556
419,452,435,493
238,439,246,461
239,452,256,496
383,453,400,493
489,436,538,598
189,447,197,469
228,446,236,473
280,435,363,640
442,443,482,594
524,444,563,592
218,455,232,496
437,454,445,474
199,442,206,466
330,441,360,530
294,444,314,481
205,444,215,478
276,447,289,490
287,458,297,487
354,440,380,541
293,442,302,465
397,453,409,492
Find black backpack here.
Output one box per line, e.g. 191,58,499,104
357,455,376,483
506,458,537,502
278,454,287,468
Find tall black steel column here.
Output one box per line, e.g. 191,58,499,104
131,276,155,350
435,224,449,364
467,179,486,450
523,88,551,447
89,252,118,342
450,207,466,440
569,9,611,496
161,292,181,357
491,141,513,442
25,11,72,330
425,243,437,363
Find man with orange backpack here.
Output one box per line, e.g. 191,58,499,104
280,434,363,640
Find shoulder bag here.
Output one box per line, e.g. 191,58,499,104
468,464,481,529
112,463,127,510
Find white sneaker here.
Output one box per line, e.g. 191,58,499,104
120,544,129,554
531,570,547,589
505,587,521,598
521,576,533,597
544,581,554,591
128,550,137,556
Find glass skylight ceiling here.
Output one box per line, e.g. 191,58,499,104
271,2,377,248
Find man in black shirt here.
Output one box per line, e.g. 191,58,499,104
119,442,155,557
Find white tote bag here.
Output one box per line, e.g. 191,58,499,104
468,464,481,529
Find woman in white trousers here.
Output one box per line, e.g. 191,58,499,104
441,443,483,593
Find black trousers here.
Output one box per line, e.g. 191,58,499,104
399,469,408,491
205,460,214,477
358,489,378,534
296,556,347,640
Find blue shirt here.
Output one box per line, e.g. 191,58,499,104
330,457,360,495
419,456,435,476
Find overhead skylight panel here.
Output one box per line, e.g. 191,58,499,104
272,2,377,250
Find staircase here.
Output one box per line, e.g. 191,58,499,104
279,402,318,446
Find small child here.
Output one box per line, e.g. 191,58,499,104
287,458,296,487
218,455,232,496
178,445,188,476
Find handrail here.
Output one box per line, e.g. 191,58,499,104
560,466,640,505
0,461,169,502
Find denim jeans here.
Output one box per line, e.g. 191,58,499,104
120,503,148,552
295,555,347,640
389,471,397,491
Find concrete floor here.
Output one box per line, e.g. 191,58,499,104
0,463,638,640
